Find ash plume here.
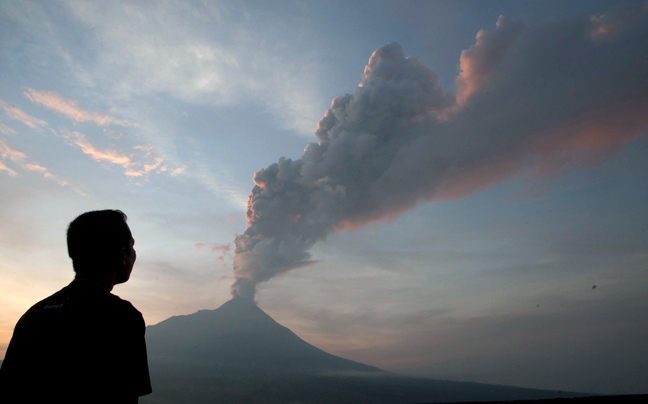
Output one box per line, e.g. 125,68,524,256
232,11,648,299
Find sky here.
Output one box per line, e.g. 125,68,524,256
1,0,647,396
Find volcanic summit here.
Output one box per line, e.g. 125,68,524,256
145,297,379,374
142,299,582,404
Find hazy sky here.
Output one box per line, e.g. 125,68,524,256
1,0,647,395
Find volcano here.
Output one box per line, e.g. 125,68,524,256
141,299,584,404
145,297,379,374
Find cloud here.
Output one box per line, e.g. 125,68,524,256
58,0,325,135
454,16,525,107
0,161,17,176
195,243,230,254
211,244,230,254
133,145,169,174
195,243,231,269
23,88,132,127
0,99,47,130
23,163,84,193
2,1,317,208
588,5,644,42
0,122,16,136
0,139,85,195
0,139,27,162
231,9,648,298
64,131,131,167
181,164,248,209
23,163,47,172
62,131,178,180
170,167,185,176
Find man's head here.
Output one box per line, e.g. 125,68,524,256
67,210,136,283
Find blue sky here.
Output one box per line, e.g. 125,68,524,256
1,0,647,395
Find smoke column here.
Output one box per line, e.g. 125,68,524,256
232,11,648,299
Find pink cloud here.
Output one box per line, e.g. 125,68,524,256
0,122,16,136
0,140,85,195
63,131,163,181
124,170,144,177
529,98,648,182
170,166,185,176
455,16,525,107
216,256,228,269
195,243,231,269
143,157,164,173
0,161,17,176
64,131,132,168
0,99,47,130
133,145,179,176
23,88,131,127
194,243,230,254
61,132,176,179
24,163,85,195
588,8,642,41
211,244,229,253
24,163,47,173
0,140,27,162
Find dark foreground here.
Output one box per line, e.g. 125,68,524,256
416,395,648,404
141,369,591,404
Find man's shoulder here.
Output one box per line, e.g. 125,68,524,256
17,287,72,322
79,285,144,325
107,292,144,320
20,282,143,326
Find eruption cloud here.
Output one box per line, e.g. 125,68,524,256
231,10,648,299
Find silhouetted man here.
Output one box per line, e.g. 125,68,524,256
0,210,152,403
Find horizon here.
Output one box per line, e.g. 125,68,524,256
1,0,647,397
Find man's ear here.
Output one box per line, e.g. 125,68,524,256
119,247,129,266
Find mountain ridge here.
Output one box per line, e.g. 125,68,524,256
146,297,381,373
142,298,587,404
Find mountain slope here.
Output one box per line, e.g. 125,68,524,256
142,298,584,404
146,297,379,373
